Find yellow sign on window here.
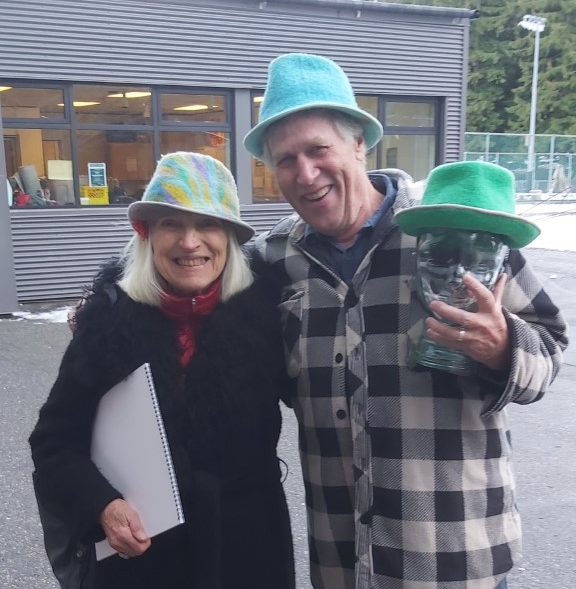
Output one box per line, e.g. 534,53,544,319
81,186,109,205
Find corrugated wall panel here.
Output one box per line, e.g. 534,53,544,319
10,204,294,302
0,0,468,98
1,0,468,159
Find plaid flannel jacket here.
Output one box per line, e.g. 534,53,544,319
253,169,568,589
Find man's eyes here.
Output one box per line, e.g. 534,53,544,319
275,145,328,167
276,155,295,168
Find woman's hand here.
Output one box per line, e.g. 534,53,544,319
100,498,151,558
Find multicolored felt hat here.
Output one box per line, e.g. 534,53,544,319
127,152,255,245
243,53,383,160
394,161,540,249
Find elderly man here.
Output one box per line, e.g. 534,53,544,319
244,53,567,589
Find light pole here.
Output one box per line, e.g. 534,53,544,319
518,14,546,192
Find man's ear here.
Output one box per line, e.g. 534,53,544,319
354,135,367,161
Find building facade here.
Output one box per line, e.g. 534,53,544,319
0,0,477,309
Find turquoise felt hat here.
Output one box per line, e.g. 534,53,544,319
243,53,384,160
394,161,540,249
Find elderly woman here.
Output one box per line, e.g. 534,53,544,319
30,152,295,589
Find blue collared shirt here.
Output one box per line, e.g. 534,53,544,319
302,173,397,285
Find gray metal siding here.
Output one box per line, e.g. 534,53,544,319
10,204,293,302
0,1,468,90
0,0,468,131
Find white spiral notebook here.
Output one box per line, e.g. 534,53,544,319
91,363,185,560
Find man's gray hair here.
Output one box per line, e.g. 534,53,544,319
261,108,366,167
117,226,253,306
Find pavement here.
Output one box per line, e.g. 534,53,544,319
1,248,575,589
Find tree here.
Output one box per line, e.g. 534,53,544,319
388,0,576,134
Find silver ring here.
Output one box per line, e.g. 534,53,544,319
457,328,466,343
118,553,130,559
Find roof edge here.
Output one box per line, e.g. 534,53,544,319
264,0,480,20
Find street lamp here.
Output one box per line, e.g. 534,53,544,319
518,14,546,192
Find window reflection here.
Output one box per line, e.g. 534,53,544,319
160,131,231,167
161,93,227,123
386,102,435,127
0,87,65,119
73,85,152,124
381,134,436,181
251,93,284,203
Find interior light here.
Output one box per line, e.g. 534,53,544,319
253,96,264,103
0,86,12,92
108,91,151,98
174,104,209,111
57,101,101,107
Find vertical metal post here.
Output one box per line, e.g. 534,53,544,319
0,108,20,314
527,27,541,191
519,14,546,191
547,135,555,193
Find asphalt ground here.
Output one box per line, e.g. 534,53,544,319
1,248,574,589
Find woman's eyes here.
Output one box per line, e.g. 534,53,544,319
197,218,222,229
158,218,221,230
159,218,181,229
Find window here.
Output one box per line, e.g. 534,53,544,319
250,92,284,203
160,131,231,168
377,97,439,180
381,134,436,181
0,86,65,119
76,130,154,205
2,83,233,207
160,93,228,124
247,93,440,201
386,102,435,127
73,85,152,125
4,126,72,207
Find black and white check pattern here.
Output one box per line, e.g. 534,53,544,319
253,170,568,589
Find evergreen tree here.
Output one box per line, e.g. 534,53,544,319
387,0,576,134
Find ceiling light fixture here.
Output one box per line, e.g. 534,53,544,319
58,101,101,107
108,91,151,98
0,86,12,92
174,104,209,111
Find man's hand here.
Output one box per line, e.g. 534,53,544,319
425,272,511,372
100,498,151,558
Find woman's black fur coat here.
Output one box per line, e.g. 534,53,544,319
29,261,295,589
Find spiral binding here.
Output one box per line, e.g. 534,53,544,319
143,363,185,524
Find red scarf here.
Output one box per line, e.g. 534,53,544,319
160,280,221,367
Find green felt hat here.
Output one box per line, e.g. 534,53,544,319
243,53,383,160
394,161,540,249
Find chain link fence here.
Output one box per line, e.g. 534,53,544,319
464,132,576,198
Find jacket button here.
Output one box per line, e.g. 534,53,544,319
335,353,343,363
336,409,347,420
76,547,85,558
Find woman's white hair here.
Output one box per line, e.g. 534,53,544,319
117,225,254,306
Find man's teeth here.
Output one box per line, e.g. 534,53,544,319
305,186,330,201
177,258,207,266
